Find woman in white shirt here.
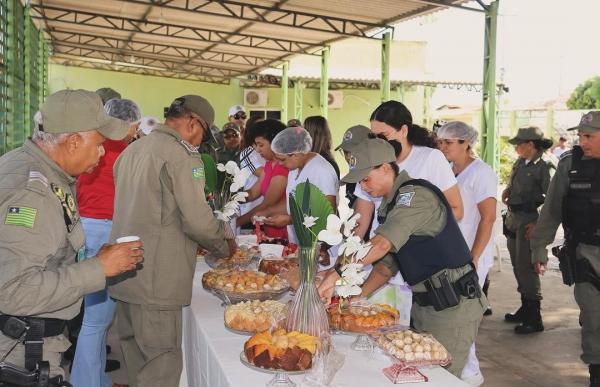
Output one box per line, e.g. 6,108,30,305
262,127,339,245
437,121,498,387
357,101,464,296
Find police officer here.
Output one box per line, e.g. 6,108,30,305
318,138,486,377
502,126,556,334
530,112,600,387
0,89,143,380
109,95,231,387
333,124,371,207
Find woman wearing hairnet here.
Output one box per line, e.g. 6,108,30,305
262,126,339,246
71,98,141,387
437,121,497,386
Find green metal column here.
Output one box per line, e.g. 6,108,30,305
509,110,517,136
24,4,31,135
423,86,433,129
281,61,289,124
396,83,405,103
38,29,44,107
381,31,391,103
43,39,48,99
294,79,304,122
6,0,16,151
319,45,329,118
480,0,499,170
0,0,7,154
546,108,554,138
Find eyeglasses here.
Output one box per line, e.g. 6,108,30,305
233,112,247,120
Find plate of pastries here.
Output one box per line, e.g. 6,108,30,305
224,300,288,334
205,248,260,269
370,328,451,367
242,329,320,372
202,269,289,303
327,302,399,334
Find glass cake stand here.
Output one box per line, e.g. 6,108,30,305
240,351,310,387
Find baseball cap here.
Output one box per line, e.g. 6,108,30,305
40,89,130,140
95,87,121,104
341,138,396,184
508,126,546,145
567,111,600,133
335,124,370,151
228,105,246,117
170,95,215,126
221,122,240,134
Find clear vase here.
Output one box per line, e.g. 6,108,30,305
285,245,330,341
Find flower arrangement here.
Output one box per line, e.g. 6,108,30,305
211,160,251,222
317,197,372,299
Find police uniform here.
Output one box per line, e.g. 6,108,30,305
0,90,130,378
109,96,229,387
530,112,600,387
503,126,556,333
342,139,486,377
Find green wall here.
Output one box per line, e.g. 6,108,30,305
49,64,425,172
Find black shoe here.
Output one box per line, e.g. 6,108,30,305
515,299,544,334
505,296,526,323
105,359,121,372
590,364,600,387
484,306,493,316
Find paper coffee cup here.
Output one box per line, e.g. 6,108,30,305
116,236,140,244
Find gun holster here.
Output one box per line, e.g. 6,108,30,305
553,244,576,286
502,211,516,239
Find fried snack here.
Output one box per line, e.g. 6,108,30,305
202,269,288,293
225,300,288,333
372,329,450,364
328,303,399,333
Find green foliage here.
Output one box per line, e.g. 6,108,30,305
288,180,334,247
567,77,600,110
200,153,217,194
498,136,516,185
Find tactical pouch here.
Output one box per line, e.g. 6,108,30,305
0,318,27,341
502,210,516,239
0,361,71,387
455,268,482,299
423,271,460,312
552,244,576,286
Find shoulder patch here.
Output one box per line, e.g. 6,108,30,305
25,170,49,195
179,139,199,154
5,206,37,228
396,191,415,207
192,166,205,180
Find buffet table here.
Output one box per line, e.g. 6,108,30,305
179,261,469,387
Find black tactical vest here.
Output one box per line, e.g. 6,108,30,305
379,179,472,286
563,146,600,246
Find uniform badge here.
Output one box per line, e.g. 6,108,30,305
396,192,415,207
582,113,593,124
51,183,65,200
349,155,357,169
343,131,353,142
5,206,37,228
192,167,205,180
180,139,199,154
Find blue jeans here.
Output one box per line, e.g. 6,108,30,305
71,218,116,387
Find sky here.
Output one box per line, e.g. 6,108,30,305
392,0,600,109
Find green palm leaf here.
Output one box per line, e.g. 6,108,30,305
289,179,334,246
200,154,218,194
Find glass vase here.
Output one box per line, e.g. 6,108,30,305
285,245,330,341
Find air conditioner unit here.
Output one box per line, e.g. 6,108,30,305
244,89,268,107
328,90,344,109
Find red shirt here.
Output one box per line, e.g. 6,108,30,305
260,161,289,239
77,139,128,220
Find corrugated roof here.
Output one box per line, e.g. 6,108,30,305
28,0,480,84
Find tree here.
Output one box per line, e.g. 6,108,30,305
567,77,600,109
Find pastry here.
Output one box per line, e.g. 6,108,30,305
202,269,288,293
225,300,287,333
328,303,399,333
244,329,319,371
372,329,449,364
258,257,298,275
211,248,258,269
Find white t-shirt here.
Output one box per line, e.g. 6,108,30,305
354,145,457,238
552,146,568,158
239,147,265,215
455,158,498,272
286,154,339,244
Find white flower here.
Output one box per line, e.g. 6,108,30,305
317,214,343,245
216,163,226,172
355,242,372,261
230,168,251,192
214,210,231,222
232,191,249,203
336,284,362,298
338,263,365,285
342,213,361,237
339,235,363,257
338,196,353,223
302,215,318,228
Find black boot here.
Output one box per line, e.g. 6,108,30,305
590,364,600,387
505,295,526,323
515,299,544,334
105,359,121,372
483,275,492,316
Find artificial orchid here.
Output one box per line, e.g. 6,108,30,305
302,215,319,228
212,161,250,221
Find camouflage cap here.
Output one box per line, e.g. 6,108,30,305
341,138,396,184
335,124,371,151
95,87,121,104
508,126,546,145
221,122,240,134
41,89,130,140
567,111,600,133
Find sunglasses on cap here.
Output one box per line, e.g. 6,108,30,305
233,112,247,120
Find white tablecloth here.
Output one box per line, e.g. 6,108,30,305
179,261,468,387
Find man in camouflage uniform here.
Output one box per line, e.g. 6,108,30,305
530,112,600,387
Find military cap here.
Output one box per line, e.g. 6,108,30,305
568,111,600,133
221,122,240,134
335,124,371,151
508,126,547,145
168,95,215,127
341,138,396,184
95,87,121,104
40,89,130,140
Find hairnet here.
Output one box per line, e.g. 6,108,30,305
104,98,142,123
271,126,313,154
436,121,478,145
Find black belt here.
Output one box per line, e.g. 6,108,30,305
508,203,541,213
412,267,481,310
0,316,66,338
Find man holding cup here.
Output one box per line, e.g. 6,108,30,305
0,89,143,379
109,95,230,387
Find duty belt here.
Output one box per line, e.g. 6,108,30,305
508,202,542,213
412,267,481,311
0,316,66,371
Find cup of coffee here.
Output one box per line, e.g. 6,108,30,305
116,236,140,244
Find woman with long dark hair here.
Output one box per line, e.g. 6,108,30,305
303,115,340,178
